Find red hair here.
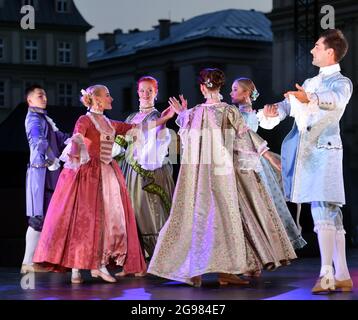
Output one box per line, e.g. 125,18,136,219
137,76,158,91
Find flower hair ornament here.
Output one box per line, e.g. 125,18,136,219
80,89,92,110
251,89,260,102
204,79,213,88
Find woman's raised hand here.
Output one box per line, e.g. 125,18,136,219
169,96,187,114
179,94,188,110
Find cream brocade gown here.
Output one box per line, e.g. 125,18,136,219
148,103,297,285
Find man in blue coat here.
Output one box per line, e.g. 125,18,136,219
258,29,353,293
21,85,69,273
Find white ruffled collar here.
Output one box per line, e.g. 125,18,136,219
45,115,59,132
89,109,104,115
28,107,59,132
29,106,46,114
86,112,115,136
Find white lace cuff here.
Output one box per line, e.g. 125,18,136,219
59,133,90,170
257,109,280,129
112,142,126,158
235,145,264,172
236,156,263,172
257,141,269,156
134,127,171,171
289,94,319,132
175,109,191,128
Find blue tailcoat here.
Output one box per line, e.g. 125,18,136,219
275,69,352,204
25,107,69,217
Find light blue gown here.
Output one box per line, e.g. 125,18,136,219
238,104,307,249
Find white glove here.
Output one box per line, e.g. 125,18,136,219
48,157,61,171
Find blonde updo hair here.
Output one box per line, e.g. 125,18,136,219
80,85,108,109
234,78,260,102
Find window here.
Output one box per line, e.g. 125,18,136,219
57,42,72,64
22,0,38,9
0,81,5,107
22,0,35,6
246,27,261,36
24,40,38,62
0,38,3,60
56,0,69,13
227,26,262,37
58,83,73,106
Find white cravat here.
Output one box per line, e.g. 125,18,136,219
304,64,341,93
319,63,341,76
258,64,341,131
289,64,341,132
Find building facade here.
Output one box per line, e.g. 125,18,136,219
87,9,273,120
0,0,92,122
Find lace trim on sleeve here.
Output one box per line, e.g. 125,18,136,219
59,133,90,170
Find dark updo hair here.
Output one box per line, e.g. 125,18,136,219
198,68,225,91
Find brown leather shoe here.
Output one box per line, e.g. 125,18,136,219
334,278,353,292
218,273,250,286
20,263,51,274
311,277,335,294
190,275,202,287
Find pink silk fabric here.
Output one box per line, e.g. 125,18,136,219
33,115,146,273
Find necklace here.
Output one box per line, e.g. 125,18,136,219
204,92,223,101
90,108,104,115
139,105,155,113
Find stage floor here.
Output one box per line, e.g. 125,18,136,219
1,250,358,300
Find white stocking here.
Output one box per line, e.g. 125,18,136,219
22,227,41,265
72,268,81,277
333,231,351,281
317,228,336,278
